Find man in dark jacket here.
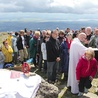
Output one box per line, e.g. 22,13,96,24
46,30,60,83
16,30,28,63
24,31,32,59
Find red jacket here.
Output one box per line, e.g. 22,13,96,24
66,38,72,50
76,56,97,80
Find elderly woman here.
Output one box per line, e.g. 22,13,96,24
60,32,73,81
2,40,13,68
29,31,40,67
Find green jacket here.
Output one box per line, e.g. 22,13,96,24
88,35,96,48
29,37,37,58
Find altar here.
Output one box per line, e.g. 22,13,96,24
0,69,41,98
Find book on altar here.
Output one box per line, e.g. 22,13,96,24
10,71,20,79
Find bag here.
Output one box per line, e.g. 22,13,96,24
26,58,33,64
5,63,14,68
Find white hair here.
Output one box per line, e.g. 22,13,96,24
41,30,47,34
85,27,92,32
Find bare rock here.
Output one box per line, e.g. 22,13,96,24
35,78,59,98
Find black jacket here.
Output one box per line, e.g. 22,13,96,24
37,36,43,54
16,35,26,50
24,35,31,48
46,36,60,62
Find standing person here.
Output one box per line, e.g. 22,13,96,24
76,48,97,96
73,30,79,39
88,28,98,61
84,27,92,47
88,28,98,48
37,30,47,71
2,40,13,68
66,32,73,52
41,36,49,73
65,28,70,36
24,31,32,59
67,33,87,94
46,30,51,38
46,30,60,83
30,30,33,37
29,31,40,67
81,27,85,33
0,45,5,68
60,32,72,81
58,30,65,44
58,30,65,73
16,30,28,64
12,32,19,64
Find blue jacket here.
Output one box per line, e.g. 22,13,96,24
60,41,69,73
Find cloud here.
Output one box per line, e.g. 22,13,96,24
0,0,98,14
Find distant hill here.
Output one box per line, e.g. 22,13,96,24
0,21,98,32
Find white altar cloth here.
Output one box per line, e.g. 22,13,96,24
0,69,41,98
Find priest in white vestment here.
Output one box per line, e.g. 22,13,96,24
67,33,87,94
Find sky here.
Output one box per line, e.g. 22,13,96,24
0,0,98,22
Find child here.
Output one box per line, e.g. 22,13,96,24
76,47,97,96
0,45,5,68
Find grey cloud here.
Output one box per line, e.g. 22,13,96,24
0,0,98,14
0,0,52,12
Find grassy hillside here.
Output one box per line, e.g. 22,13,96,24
0,32,8,45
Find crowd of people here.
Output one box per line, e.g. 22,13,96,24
0,27,98,96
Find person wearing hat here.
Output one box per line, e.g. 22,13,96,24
0,45,5,68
